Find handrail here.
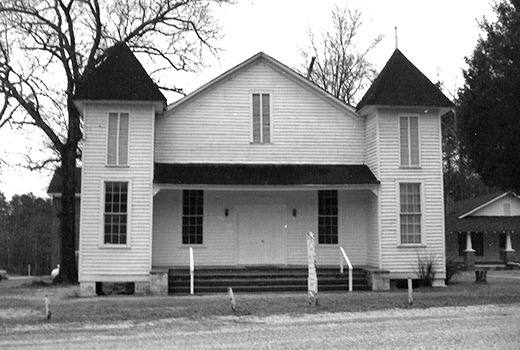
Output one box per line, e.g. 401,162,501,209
339,247,353,292
189,247,194,295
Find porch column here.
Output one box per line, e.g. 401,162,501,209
463,232,475,271
503,232,516,264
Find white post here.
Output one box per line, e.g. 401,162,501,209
307,232,318,306
189,247,194,295
44,295,51,319
340,256,344,274
465,232,474,252
505,232,514,251
407,277,413,305
348,268,353,293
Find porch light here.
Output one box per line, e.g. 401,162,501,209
225,208,229,217
292,209,297,217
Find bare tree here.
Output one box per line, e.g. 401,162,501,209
0,0,230,283
302,5,382,106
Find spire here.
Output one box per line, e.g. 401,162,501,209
356,49,454,111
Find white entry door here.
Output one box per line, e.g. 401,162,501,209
237,204,287,265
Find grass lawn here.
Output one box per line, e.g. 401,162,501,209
1,270,519,328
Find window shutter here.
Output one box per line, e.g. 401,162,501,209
262,94,270,143
107,113,118,164
252,94,261,143
409,117,419,165
118,113,129,165
399,117,409,166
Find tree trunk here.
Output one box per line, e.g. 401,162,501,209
58,145,78,283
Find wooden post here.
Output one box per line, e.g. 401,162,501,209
307,232,318,306
228,287,236,314
189,247,194,295
28,264,31,276
407,277,413,305
44,295,51,320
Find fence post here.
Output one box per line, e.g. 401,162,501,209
307,232,318,306
407,277,413,305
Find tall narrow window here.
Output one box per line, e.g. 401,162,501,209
400,116,419,167
400,183,421,244
252,93,270,143
182,190,203,244
318,190,338,244
104,182,128,244
107,112,129,165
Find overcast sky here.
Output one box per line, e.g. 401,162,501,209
0,0,496,199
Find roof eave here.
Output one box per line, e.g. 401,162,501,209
74,99,166,115
357,104,453,116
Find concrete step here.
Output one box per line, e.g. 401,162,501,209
168,268,370,294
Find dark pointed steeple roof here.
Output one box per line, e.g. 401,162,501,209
356,49,453,111
74,42,166,103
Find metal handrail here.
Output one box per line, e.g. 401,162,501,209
339,247,353,292
189,247,194,295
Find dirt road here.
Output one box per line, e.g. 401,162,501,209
1,303,519,349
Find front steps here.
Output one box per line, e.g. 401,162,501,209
168,267,371,294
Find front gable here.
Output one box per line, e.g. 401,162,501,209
460,192,520,218
156,53,365,165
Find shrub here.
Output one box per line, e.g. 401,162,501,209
415,252,438,287
445,257,462,285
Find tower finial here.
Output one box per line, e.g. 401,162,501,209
395,26,399,50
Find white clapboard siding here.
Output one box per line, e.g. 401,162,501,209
79,103,155,282
375,108,445,275
364,113,379,178
470,194,520,216
156,61,364,164
152,189,374,267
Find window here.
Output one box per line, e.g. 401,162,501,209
104,182,128,244
318,190,338,244
252,93,270,143
503,203,511,216
400,116,419,167
107,112,129,165
182,190,203,244
400,183,421,244
458,232,484,256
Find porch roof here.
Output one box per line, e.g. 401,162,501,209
446,216,520,233
154,163,379,186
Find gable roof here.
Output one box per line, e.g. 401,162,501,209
74,42,166,105
356,49,454,111
154,163,379,186
457,191,520,219
168,52,357,116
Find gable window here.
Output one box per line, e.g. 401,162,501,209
318,190,338,244
182,190,203,244
503,203,511,216
107,112,129,165
400,183,422,244
104,182,128,245
400,116,419,167
458,232,484,256
252,93,270,143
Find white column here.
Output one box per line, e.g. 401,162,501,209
464,232,475,252
505,232,514,251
